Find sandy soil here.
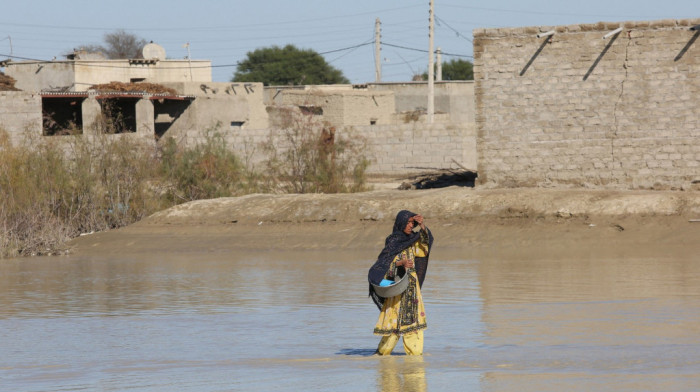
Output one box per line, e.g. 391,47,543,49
68,187,700,261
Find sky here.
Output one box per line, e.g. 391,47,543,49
1,1,697,84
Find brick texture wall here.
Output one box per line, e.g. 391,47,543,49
474,19,700,189
0,92,42,145
354,122,475,175
184,121,476,178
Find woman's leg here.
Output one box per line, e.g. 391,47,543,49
402,330,424,355
376,334,400,355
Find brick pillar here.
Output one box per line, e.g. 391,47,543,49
81,96,101,135
135,98,154,138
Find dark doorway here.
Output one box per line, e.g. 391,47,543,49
98,98,138,133
153,99,192,139
42,97,84,136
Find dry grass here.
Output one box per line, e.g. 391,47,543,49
0,128,162,257
0,113,369,258
261,108,369,193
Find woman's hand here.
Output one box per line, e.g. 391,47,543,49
413,214,426,230
397,256,414,269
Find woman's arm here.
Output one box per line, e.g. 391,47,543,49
395,253,414,269
414,214,426,231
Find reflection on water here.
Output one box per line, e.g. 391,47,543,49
377,356,426,392
1,251,699,391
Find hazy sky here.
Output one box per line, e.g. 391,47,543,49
1,1,697,83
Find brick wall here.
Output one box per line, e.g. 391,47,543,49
354,122,475,175
2,86,476,179
183,121,476,178
0,92,42,145
474,19,700,189
276,89,395,127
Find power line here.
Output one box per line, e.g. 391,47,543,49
439,3,667,19
0,52,218,69
0,53,42,62
0,4,426,33
327,38,374,64
435,16,473,43
392,50,418,76
382,43,472,59
319,41,373,56
383,53,424,68
0,39,377,71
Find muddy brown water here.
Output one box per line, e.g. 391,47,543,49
1,246,699,391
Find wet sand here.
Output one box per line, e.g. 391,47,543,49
69,187,700,262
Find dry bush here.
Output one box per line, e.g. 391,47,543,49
0,127,160,258
158,126,257,202
0,109,370,258
261,108,369,193
67,132,163,231
0,130,75,256
96,99,135,134
402,110,422,123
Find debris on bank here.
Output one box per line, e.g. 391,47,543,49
399,169,478,190
88,81,177,95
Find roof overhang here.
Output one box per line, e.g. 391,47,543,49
39,91,196,100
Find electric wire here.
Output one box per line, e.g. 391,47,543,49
382,43,472,59
435,16,473,43
440,3,670,20
0,4,426,32
1,36,472,73
6,2,668,82
0,40,377,70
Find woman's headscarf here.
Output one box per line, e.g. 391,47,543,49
368,210,434,310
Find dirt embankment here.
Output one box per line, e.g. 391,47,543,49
69,188,700,261
143,187,700,225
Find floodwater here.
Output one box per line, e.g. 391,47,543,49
1,249,700,391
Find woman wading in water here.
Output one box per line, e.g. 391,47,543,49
368,210,434,355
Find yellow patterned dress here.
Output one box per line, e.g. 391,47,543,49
373,236,429,336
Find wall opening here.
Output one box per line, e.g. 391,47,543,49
42,97,84,136
98,98,138,133
153,99,191,139
299,105,323,115
130,78,146,83
230,121,245,129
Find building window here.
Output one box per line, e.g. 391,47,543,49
299,106,323,115
130,78,146,83
98,98,138,133
153,99,192,139
42,97,84,136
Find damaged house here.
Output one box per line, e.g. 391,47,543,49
1,43,476,180
1,44,267,143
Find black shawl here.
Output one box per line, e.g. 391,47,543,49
368,210,434,310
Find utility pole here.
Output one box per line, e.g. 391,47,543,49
375,18,381,83
184,42,193,81
436,47,442,81
428,0,435,123
1,36,11,55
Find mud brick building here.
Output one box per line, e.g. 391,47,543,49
474,18,700,189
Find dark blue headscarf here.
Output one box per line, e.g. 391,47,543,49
368,210,433,310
